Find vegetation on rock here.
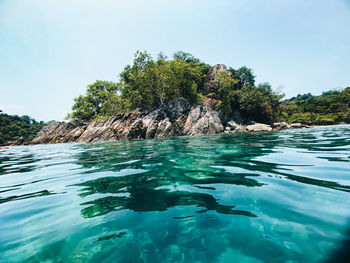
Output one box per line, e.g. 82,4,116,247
67,51,286,124
67,51,349,125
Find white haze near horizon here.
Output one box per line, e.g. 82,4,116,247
0,0,350,121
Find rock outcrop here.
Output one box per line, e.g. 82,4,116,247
31,98,224,144
201,64,232,98
28,96,310,145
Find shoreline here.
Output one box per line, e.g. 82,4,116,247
7,122,349,147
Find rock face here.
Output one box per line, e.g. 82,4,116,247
31,98,224,144
201,64,232,97
26,95,314,146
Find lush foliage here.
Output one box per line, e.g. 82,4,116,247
280,87,350,124
66,81,120,121
0,114,45,145
118,51,210,112
216,68,283,123
66,50,349,125
67,51,211,120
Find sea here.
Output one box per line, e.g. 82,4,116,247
1,125,349,263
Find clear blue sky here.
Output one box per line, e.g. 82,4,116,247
1,0,350,121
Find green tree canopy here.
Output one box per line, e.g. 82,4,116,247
118,50,210,112
0,113,46,145
216,68,283,123
280,87,350,124
66,51,349,125
67,80,119,121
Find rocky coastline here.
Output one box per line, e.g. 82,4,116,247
13,97,309,146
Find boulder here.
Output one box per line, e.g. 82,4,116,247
272,122,291,130
246,123,272,132
290,123,302,128
184,105,224,135
226,120,247,132
30,98,304,145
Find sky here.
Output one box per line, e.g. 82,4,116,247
1,0,350,121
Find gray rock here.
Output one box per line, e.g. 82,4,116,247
30,98,299,145
226,120,247,132
227,121,238,128
246,123,272,132
9,136,25,146
162,97,190,121
201,64,232,97
184,105,224,135
273,122,291,130
290,123,302,128
31,121,79,144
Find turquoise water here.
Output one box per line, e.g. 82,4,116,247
1,125,350,263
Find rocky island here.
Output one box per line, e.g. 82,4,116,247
3,51,349,146
29,63,305,145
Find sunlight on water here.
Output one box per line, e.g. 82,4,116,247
1,125,350,262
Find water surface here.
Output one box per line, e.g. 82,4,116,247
1,125,350,262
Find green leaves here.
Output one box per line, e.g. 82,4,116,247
118,51,210,111
68,81,120,121
216,68,283,123
281,87,350,125
0,114,45,145
67,51,211,121
66,51,349,126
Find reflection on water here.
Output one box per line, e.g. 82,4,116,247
0,125,350,262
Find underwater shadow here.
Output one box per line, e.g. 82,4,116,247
322,226,350,263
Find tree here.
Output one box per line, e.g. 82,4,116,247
118,50,210,111
0,113,46,145
280,87,350,124
229,66,256,88
237,83,283,123
65,50,350,125
216,71,239,115
217,66,283,123
67,80,119,121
